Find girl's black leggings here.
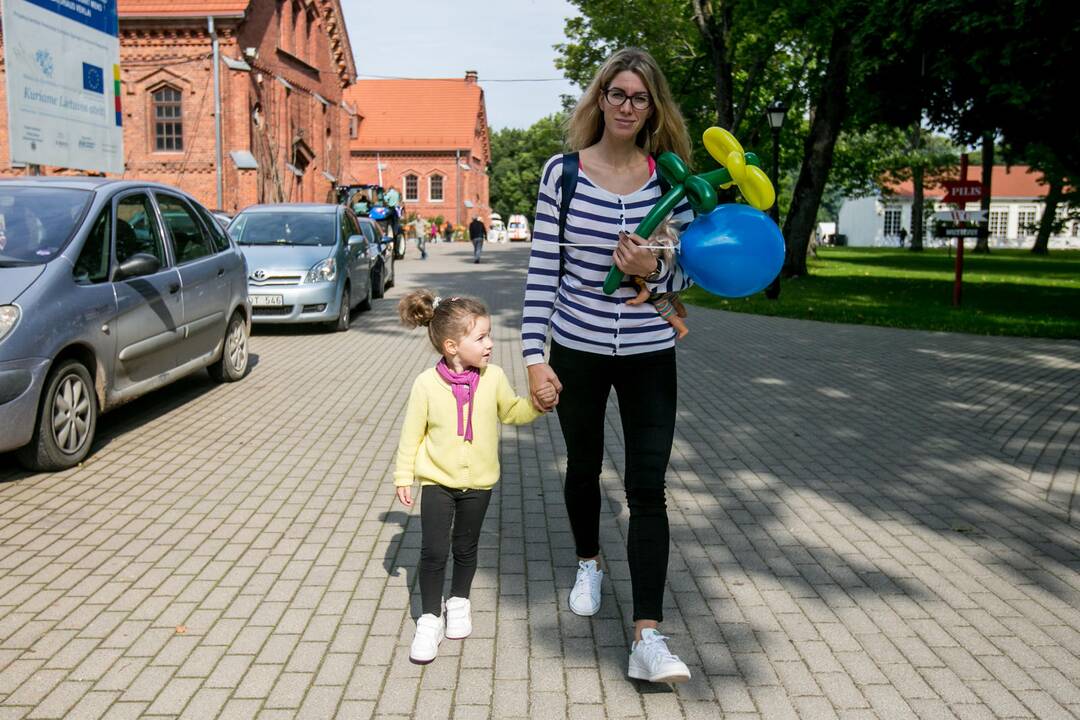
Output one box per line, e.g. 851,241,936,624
549,341,677,622
418,484,492,617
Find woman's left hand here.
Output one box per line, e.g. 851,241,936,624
613,231,658,276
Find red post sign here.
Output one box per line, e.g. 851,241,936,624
947,156,982,307
942,180,983,206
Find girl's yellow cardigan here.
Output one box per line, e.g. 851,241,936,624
393,364,541,490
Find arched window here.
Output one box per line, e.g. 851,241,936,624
295,5,308,61
404,174,418,202
278,0,293,54
429,174,444,202
152,86,183,152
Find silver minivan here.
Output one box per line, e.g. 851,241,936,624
228,204,374,331
0,178,251,470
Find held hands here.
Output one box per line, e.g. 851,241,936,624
535,382,558,408
528,363,562,412
614,232,659,277
396,486,413,507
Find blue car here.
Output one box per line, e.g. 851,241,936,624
228,204,375,331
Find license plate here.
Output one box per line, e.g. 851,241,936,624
251,295,283,307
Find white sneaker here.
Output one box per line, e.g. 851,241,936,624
445,596,472,639
409,613,444,664
628,629,691,684
569,560,603,616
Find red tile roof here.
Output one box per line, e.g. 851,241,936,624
118,0,250,16
344,79,487,153
886,165,1049,199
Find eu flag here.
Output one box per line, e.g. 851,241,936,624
82,63,104,94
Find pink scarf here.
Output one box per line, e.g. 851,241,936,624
436,359,480,442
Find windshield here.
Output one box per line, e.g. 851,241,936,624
229,211,337,246
0,187,93,265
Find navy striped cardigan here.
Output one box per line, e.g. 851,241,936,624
521,153,694,365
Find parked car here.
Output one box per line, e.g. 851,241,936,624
0,178,251,471
211,211,232,230
357,216,395,297
507,214,531,242
228,204,373,331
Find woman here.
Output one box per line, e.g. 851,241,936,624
520,47,694,684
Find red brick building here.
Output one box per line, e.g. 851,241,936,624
342,72,491,228
0,0,356,212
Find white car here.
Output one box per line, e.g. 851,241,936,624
507,214,530,242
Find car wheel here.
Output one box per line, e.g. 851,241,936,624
372,266,385,299
209,312,249,382
357,274,373,312
386,256,395,289
332,286,351,332
16,359,98,471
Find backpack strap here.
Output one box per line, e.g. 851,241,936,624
653,154,671,196
555,153,667,281
557,152,579,279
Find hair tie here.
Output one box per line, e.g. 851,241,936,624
432,296,442,310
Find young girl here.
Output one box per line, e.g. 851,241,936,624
395,290,555,664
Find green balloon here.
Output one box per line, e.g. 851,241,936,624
602,152,732,295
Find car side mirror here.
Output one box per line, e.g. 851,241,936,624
347,234,365,247
114,253,160,281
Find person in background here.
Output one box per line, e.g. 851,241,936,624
444,222,454,244
384,185,402,238
352,193,370,217
415,218,428,260
468,216,486,264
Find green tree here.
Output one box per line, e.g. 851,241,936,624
489,113,567,223
918,1,1080,254
555,0,908,276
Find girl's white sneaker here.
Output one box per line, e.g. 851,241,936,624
409,613,444,664
628,629,691,684
569,560,603,616
445,596,472,639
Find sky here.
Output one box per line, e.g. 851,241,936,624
340,0,580,130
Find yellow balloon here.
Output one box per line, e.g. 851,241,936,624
741,165,776,210
726,151,746,181
703,127,744,163
701,125,775,210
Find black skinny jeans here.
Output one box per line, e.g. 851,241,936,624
549,341,677,622
419,484,492,617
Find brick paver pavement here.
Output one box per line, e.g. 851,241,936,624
2,241,1079,719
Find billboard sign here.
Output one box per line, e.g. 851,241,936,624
3,0,123,173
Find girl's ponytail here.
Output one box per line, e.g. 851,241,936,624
398,289,437,328
398,289,489,353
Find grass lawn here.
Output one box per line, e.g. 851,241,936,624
682,247,1080,339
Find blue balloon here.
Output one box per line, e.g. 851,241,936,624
679,204,785,298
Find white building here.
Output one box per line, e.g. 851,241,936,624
837,165,1079,249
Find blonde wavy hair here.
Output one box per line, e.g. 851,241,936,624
565,47,691,164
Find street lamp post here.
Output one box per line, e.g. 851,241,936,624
764,99,788,300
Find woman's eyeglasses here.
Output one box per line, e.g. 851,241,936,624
602,87,652,111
